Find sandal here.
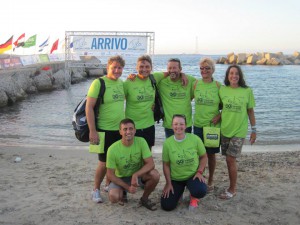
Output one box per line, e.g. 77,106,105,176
219,190,236,200
207,184,215,193
139,198,157,211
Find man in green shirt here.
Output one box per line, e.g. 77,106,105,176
106,118,160,210
154,58,196,138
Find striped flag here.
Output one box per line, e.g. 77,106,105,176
0,36,13,54
13,33,25,50
50,39,59,54
39,37,49,52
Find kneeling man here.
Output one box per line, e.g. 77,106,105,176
106,118,160,210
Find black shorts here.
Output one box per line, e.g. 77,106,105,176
135,125,155,149
97,129,121,162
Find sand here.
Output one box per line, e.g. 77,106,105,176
0,144,299,225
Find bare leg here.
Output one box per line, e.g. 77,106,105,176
207,153,216,186
94,161,106,190
226,155,237,193
109,188,123,203
141,169,160,200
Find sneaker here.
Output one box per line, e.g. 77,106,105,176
91,189,103,203
188,195,199,211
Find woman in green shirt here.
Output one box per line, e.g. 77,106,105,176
193,57,221,193
219,65,256,199
161,114,207,211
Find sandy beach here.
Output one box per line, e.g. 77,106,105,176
1,144,299,225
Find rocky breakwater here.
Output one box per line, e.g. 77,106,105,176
216,51,300,65
0,57,106,108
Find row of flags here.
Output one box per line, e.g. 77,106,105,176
0,34,62,54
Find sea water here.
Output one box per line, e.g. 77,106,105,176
0,54,299,148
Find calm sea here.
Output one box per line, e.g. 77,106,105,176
0,54,299,148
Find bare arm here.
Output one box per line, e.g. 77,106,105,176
131,157,155,187
86,96,98,143
248,108,256,145
107,168,137,193
193,153,208,182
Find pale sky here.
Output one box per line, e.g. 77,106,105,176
1,0,300,54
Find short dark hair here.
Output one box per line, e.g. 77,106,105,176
137,55,152,68
172,114,186,124
168,58,182,70
119,118,135,129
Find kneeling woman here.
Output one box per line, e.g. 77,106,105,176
161,114,207,211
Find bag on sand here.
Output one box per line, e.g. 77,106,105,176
203,124,220,148
72,78,105,142
149,74,164,123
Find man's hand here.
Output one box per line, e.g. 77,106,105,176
180,73,188,86
127,73,137,81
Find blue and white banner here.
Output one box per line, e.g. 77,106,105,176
72,36,148,55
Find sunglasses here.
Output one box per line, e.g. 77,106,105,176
200,67,211,71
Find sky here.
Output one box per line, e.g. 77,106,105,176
1,0,300,55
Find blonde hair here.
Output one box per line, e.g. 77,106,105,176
199,57,215,73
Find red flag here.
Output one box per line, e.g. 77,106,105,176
50,39,59,54
0,36,13,54
13,33,25,48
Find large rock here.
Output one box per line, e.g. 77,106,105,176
237,53,247,64
265,53,278,60
33,73,53,91
71,71,86,84
0,75,27,103
293,51,300,59
52,69,71,89
12,68,37,93
256,58,267,65
216,57,227,64
247,54,258,64
0,90,8,107
294,59,300,65
229,54,237,64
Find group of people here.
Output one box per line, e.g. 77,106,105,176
85,54,256,211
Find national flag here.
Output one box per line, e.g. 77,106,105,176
23,34,37,48
13,33,25,50
0,36,13,54
50,39,59,54
39,37,49,52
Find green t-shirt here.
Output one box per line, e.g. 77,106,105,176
219,86,256,138
106,137,152,178
193,80,221,128
87,76,125,130
162,133,206,181
154,72,195,129
123,77,155,129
